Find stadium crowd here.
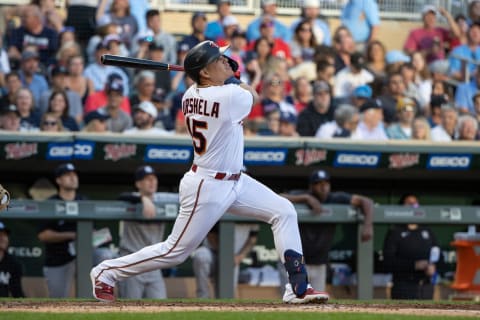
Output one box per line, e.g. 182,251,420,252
0,0,479,142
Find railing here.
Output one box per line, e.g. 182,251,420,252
1,200,478,299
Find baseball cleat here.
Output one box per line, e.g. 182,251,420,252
90,269,115,302
283,283,329,304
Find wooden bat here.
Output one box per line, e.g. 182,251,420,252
101,54,184,71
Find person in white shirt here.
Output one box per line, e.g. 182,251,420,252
123,101,172,136
334,52,374,101
431,104,458,141
355,99,388,141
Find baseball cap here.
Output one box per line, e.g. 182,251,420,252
192,12,207,23
309,170,330,184
50,65,69,77
301,0,319,9
0,104,21,117
223,15,239,27
262,0,276,6
0,221,10,234
422,4,437,15
353,85,372,99
105,73,124,93
359,99,382,113
54,163,76,178
385,50,410,65
135,165,156,181
280,111,297,124
136,101,158,118
84,110,110,124
21,50,39,62
103,34,122,47
396,97,416,112
313,80,330,94
351,52,366,69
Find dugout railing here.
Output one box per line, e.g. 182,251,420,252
1,201,478,299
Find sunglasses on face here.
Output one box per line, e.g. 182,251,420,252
42,120,57,126
269,80,282,86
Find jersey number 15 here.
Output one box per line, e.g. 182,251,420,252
186,117,208,155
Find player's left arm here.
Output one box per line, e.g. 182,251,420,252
351,194,374,242
234,231,258,266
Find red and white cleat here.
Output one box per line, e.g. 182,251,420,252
283,283,329,304
90,269,115,302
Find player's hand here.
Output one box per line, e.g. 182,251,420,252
360,223,373,242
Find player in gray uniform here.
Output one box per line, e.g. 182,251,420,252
116,165,178,299
91,41,329,304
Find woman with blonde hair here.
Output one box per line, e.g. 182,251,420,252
40,112,64,132
412,117,432,140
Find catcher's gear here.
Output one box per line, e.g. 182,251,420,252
184,41,236,83
284,249,308,296
0,184,10,211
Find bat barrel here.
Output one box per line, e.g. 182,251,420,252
100,54,184,71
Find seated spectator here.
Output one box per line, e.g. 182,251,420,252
377,72,408,125
123,101,171,136
84,73,131,116
130,71,157,111
0,72,22,107
143,42,172,97
404,5,460,64
290,19,317,66
334,52,374,102
95,78,132,133
356,99,388,141
385,50,411,74
365,40,387,81
54,41,82,69
315,59,336,88
292,76,312,113
428,94,448,127
40,112,65,132
82,110,110,133
278,111,299,137
0,221,25,298
431,103,458,141
351,84,372,110
216,15,240,47
454,66,480,114
67,55,95,106
257,109,281,136
386,97,417,140
7,5,58,67
400,63,429,111
290,0,330,46
140,9,177,65
297,80,335,136
86,15,121,64
332,26,356,73
179,12,213,54
46,90,79,132
229,30,249,82
412,117,432,140
39,65,83,124
456,114,479,140
448,22,480,82
246,37,277,76
315,103,359,139
15,87,41,130
246,0,290,42
58,26,76,47
410,52,434,113
0,105,23,132
152,92,174,132
18,50,49,106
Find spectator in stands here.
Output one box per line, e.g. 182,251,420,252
15,87,41,130
40,112,65,132
454,66,480,114
297,80,335,136
278,110,299,137
65,0,97,48
116,165,177,299
0,221,24,298
179,12,213,55
54,40,82,70
280,169,373,292
143,9,177,65
332,26,356,73
468,0,480,25
18,50,48,107
247,37,275,76
39,65,83,125
448,22,480,82
377,73,408,125
46,90,79,132
456,114,479,140
37,163,84,298
428,94,448,127
67,55,95,106
385,50,410,75
334,52,374,102
404,5,460,64
386,97,417,140
290,19,317,66
7,5,58,67
290,0,331,47
412,117,432,140
0,72,22,107
205,0,232,41
410,52,434,114
292,76,312,113
383,194,439,300
86,15,120,64
365,40,387,81
431,103,458,141
152,91,174,132
31,0,64,32
450,14,469,49
351,84,372,110
229,30,248,82
316,60,336,89
246,0,289,42
340,0,380,50
0,104,22,132
123,101,171,136
82,110,110,133
130,71,157,111
145,43,172,97
96,0,138,51
56,26,75,46
315,103,359,139
96,77,132,133
84,73,132,116
400,63,429,111
356,99,388,141
217,15,240,47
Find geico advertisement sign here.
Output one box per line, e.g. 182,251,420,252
427,154,471,169
145,146,192,163
243,149,287,165
47,142,95,160
334,152,380,167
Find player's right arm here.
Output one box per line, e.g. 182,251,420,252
239,82,259,106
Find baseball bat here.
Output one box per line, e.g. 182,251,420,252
101,54,184,71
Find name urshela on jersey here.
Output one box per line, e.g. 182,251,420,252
182,98,220,118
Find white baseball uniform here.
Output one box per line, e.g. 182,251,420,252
91,82,304,289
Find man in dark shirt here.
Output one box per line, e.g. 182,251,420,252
281,169,373,292
37,163,86,298
0,221,24,297
296,81,335,136
178,12,214,54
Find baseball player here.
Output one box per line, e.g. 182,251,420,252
90,40,329,304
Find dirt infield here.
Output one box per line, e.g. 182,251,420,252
1,300,480,317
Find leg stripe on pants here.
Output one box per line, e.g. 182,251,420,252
94,179,205,282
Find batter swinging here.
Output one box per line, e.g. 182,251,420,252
90,41,329,304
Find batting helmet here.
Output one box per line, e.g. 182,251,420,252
184,40,237,83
